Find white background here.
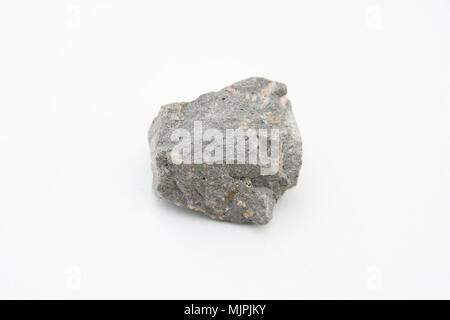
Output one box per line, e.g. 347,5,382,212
0,0,449,299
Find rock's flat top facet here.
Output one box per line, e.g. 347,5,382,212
148,77,302,224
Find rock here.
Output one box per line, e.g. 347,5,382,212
148,77,302,224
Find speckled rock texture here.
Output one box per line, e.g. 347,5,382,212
148,77,302,224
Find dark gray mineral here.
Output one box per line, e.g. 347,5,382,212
148,77,302,224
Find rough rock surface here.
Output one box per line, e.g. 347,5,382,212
148,77,302,224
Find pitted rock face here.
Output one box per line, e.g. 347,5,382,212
148,77,302,224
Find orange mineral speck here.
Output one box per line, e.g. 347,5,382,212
266,113,279,124
239,122,248,130
227,87,237,94
261,82,276,99
224,189,238,200
188,204,205,213
243,208,254,219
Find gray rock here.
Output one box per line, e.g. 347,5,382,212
148,77,302,224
